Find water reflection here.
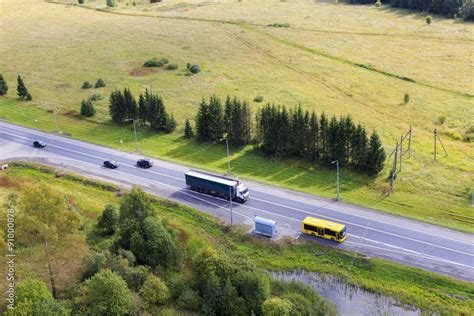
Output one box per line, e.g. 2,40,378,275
270,270,421,316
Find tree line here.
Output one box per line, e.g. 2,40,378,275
109,88,176,133
347,0,474,20
194,96,386,175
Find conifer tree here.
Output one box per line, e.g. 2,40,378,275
80,99,96,117
138,92,148,124
184,119,194,138
366,131,386,175
319,113,329,162
207,95,224,141
147,94,167,131
165,113,177,133
123,88,137,120
196,98,210,141
350,124,368,170
307,111,319,159
0,74,8,95
241,101,252,145
109,90,127,124
17,75,29,99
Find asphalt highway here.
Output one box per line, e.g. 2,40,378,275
0,121,472,281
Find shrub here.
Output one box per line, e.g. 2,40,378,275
159,57,169,65
189,64,201,74
403,93,410,105
186,62,191,70
267,23,290,28
375,0,381,8
89,92,103,101
140,275,170,306
165,63,178,70
82,252,107,280
32,298,67,315
95,78,106,88
106,0,116,7
426,15,432,25
81,81,93,89
26,92,32,101
88,269,133,315
80,99,96,117
253,95,264,103
78,0,84,4
97,204,119,234
445,129,462,140
143,58,164,67
176,289,200,311
437,115,446,125
262,297,293,316
464,126,474,142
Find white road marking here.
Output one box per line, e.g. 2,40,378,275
1,128,473,266
1,123,472,246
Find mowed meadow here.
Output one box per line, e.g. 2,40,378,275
0,0,473,232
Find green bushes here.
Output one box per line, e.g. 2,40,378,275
267,23,290,28
81,81,93,89
186,63,201,74
254,95,264,103
97,204,119,235
143,57,169,67
78,0,84,4
80,99,96,117
95,78,106,88
89,92,103,101
88,269,134,315
165,63,178,70
426,15,432,25
106,0,116,8
140,275,170,306
464,126,474,142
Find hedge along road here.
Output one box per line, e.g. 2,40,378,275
0,121,472,282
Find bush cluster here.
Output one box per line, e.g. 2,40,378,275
186,63,201,74
267,23,290,27
80,99,96,117
143,57,169,68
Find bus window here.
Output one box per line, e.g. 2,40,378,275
304,224,317,233
324,228,336,237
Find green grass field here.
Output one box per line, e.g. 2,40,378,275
0,163,473,314
0,0,473,233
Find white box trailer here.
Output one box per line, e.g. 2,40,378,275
254,216,277,237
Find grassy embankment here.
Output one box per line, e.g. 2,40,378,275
0,0,473,233
0,162,473,314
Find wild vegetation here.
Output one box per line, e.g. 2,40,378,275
0,163,473,314
0,0,473,233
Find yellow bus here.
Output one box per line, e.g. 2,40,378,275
302,216,347,243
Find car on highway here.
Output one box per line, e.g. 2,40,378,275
103,160,119,169
136,158,153,168
33,141,47,148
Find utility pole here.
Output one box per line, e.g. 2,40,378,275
407,125,412,159
434,129,437,161
220,137,230,176
125,118,140,153
53,109,59,132
390,142,398,189
228,186,233,225
399,135,403,172
331,160,339,201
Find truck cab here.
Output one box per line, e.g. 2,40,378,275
236,183,250,202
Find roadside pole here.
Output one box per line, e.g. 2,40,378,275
229,186,233,225
332,160,339,201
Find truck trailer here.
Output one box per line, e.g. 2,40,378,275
185,170,250,203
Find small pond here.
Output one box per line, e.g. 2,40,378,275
270,270,422,316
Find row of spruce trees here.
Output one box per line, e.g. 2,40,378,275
109,88,176,133
347,0,474,20
194,96,386,175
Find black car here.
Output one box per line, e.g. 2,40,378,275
103,160,119,169
137,158,153,168
33,141,47,148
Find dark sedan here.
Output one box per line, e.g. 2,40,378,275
103,160,119,169
137,158,153,168
33,141,47,148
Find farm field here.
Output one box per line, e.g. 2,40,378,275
0,162,473,314
0,0,473,232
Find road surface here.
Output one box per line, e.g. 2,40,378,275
0,121,472,281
